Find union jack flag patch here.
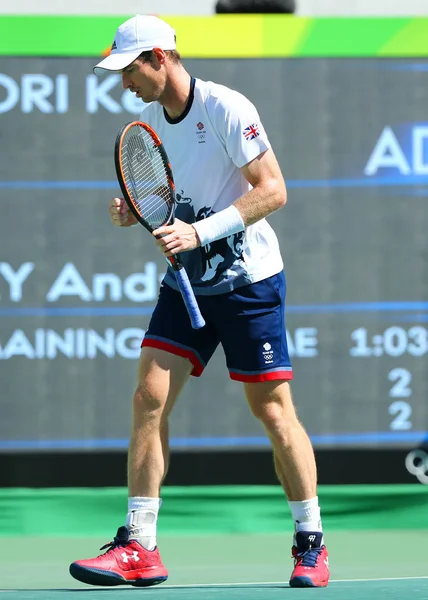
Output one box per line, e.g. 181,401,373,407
243,123,260,141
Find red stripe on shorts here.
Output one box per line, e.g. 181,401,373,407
142,337,204,377
229,370,293,383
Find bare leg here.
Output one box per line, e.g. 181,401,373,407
245,381,317,501
68,347,193,583
128,347,192,498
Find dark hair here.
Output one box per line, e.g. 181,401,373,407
138,49,182,64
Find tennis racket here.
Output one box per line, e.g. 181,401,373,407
114,121,205,330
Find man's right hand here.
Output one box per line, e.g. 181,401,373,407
109,197,138,227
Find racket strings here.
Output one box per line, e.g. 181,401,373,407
121,128,172,229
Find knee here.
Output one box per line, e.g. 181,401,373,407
132,384,165,424
249,400,287,434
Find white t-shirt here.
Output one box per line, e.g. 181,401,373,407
140,77,284,295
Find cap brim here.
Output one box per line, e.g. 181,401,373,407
93,50,142,76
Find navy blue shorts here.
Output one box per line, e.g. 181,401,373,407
142,271,293,383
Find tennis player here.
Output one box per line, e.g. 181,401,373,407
70,15,330,589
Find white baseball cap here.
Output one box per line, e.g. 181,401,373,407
93,15,176,75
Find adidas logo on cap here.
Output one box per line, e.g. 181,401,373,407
111,40,117,50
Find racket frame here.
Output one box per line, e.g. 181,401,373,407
115,121,174,229
114,121,205,329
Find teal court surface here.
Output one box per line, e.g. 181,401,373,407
1,579,428,600
1,531,428,599
1,486,428,599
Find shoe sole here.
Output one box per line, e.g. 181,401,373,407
290,575,328,588
69,563,168,587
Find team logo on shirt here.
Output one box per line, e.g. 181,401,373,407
196,122,206,144
243,123,260,141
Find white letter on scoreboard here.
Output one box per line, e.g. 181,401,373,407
0,262,34,301
0,74,20,113
21,74,55,114
413,126,428,175
86,74,122,113
364,126,411,175
46,263,92,301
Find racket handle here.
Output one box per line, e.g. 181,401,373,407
174,266,205,329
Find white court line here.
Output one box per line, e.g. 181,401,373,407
156,576,428,589
332,576,428,583
0,576,427,592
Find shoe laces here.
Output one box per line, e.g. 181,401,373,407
296,545,323,568
99,526,129,553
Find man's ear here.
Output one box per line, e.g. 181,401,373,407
152,48,167,64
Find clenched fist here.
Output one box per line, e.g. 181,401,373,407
109,197,138,227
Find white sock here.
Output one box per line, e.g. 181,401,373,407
288,497,323,543
126,497,162,551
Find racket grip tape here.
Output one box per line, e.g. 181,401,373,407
174,267,205,329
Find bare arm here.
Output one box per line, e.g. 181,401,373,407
234,148,287,226
151,149,287,257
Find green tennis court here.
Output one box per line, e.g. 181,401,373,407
1,486,428,598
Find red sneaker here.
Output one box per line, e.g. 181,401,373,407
69,526,168,587
289,531,330,588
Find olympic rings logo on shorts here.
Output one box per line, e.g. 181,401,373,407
405,449,428,484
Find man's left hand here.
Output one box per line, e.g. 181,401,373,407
152,219,201,257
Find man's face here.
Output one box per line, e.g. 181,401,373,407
121,54,166,103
